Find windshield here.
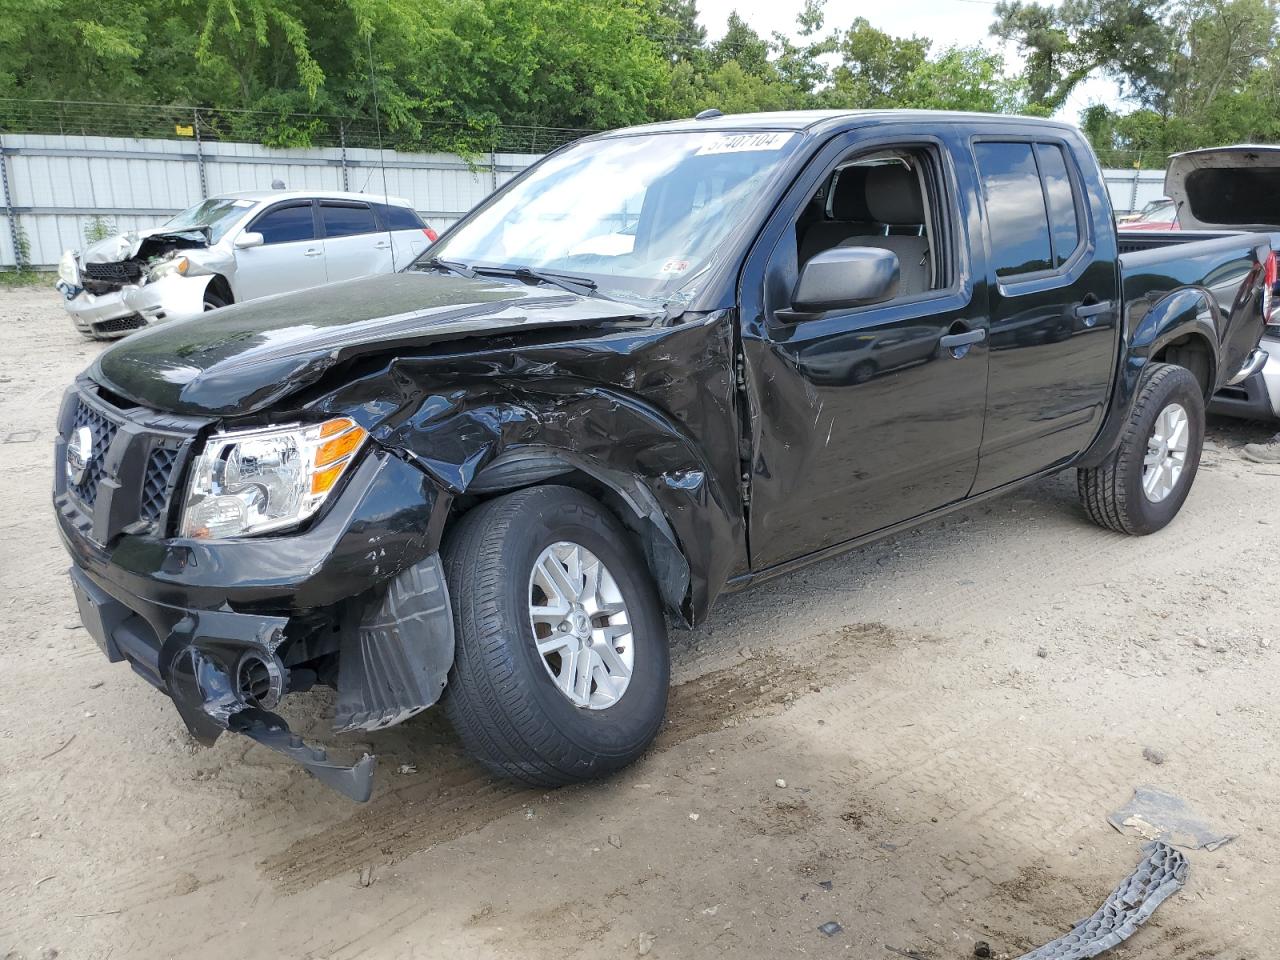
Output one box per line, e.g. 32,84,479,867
415,130,803,305
164,197,255,243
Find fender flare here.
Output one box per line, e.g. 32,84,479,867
1078,286,1220,467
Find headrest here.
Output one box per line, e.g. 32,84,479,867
830,167,872,221
864,165,924,224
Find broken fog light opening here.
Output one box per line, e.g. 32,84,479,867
236,650,286,710
180,417,367,539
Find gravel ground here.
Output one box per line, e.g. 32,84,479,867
1,285,1278,960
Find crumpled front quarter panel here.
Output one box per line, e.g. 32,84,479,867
307,311,748,622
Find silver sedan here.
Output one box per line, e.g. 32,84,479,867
55,190,437,339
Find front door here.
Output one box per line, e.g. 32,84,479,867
741,134,991,569
234,200,326,301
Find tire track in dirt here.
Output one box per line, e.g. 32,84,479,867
261,623,906,893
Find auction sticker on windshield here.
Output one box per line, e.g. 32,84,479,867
695,132,797,156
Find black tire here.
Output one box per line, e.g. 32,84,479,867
1077,362,1204,535
202,287,229,311
442,485,669,786
850,359,877,384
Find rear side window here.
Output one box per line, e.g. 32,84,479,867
1035,143,1082,266
379,203,425,230
975,140,1086,279
974,143,1053,277
252,203,315,245
321,202,378,238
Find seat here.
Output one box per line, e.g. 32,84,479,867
829,165,931,296
798,167,875,264
840,165,931,297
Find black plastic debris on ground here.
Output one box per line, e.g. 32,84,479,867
818,921,842,937
1013,841,1188,960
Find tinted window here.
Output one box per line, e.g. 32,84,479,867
253,203,315,245
1035,143,1082,265
321,202,377,238
974,142,1052,278
379,203,425,230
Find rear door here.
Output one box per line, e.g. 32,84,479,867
319,200,392,282
233,200,326,301
375,202,433,267
969,137,1120,493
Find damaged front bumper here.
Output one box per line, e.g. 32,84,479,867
56,438,454,802
69,565,377,800
57,272,213,338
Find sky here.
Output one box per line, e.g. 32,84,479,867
694,0,1126,123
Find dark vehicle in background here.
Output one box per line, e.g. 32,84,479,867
1116,146,1280,421
54,111,1272,801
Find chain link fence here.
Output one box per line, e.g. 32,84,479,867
0,100,601,269
0,99,596,154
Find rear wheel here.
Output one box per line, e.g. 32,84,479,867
442,485,669,786
1077,362,1204,535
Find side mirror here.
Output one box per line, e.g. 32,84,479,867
234,231,264,250
791,247,900,314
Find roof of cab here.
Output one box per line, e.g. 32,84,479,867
600,108,1081,139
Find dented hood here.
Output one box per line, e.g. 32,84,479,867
79,224,211,263
1166,145,1280,231
90,271,657,417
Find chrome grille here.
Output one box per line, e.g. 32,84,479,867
69,399,119,508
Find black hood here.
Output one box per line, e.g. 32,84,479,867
91,272,657,417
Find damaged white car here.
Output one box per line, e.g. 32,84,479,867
55,190,438,339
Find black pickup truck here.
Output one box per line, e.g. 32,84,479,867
55,110,1272,801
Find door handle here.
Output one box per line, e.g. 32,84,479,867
304,248,323,257
1073,299,1113,325
939,328,987,349
374,241,391,250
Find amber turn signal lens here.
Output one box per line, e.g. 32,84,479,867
310,461,346,496
320,417,355,438
316,423,366,467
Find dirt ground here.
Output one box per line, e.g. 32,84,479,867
1,284,1278,960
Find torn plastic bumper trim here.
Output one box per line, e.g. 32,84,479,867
69,563,376,803
1014,841,1188,960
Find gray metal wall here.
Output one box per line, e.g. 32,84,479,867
0,130,1172,269
0,133,539,268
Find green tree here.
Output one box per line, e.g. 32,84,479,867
991,0,1175,112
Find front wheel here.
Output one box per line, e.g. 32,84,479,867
442,485,669,786
1077,362,1204,535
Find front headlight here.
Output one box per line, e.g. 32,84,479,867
180,418,368,539
148,255,189,282
58,250,79,286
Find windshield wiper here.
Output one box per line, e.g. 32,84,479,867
473,264,599,298
422,256,476,278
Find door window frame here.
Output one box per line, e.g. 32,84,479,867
749,132,973,343
246,199,320,246
970,134,1096,297
318,200,380,239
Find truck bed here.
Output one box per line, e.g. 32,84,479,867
1119,229,1273,388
